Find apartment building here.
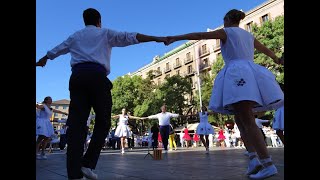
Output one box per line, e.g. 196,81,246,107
129,0,284,103
51,99,70,130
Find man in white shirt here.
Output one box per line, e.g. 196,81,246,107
142,105,182,153
36,8,168,180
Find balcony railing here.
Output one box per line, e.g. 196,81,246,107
199,63,212,71
154,70,162,77
184,57,193,64
183,69,195,76
164,66,171,73
173,62,182,69
213,44,221,52
200,49,210,57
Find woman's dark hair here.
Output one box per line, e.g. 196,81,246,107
83,8,101,26
224,9,246,24
42,96,52,104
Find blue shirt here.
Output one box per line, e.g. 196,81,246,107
47,25,139,75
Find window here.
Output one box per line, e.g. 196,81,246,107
55,106,59,109
246,21,253,33
186,52,191,60
176,58,180,65
157,67,161,72
261,14,269,23
201,44,207,54
63,105,67,109
165,62,170,71
217,52,221,57
203,58,208,66
176,70,180,75
54,113,58,117
216,39,220,46
188,65,193,74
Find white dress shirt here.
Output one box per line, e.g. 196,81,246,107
148,112,179,126
47,25,139,75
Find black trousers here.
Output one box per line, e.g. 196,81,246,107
127,138,132,148
66,70,112,179
159,125,170,150
59,134,67,150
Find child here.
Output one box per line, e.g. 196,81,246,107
165,9,283,179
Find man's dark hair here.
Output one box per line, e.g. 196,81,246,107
83,8,101,26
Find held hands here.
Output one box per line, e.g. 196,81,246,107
164,36,176,46
156,36,177,46
36,55,48,67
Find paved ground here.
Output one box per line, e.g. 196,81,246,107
36,147,284,180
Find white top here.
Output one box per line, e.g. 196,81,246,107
47,25,139,75
255,118,269,129
118,115,129,126
221,27,255,65
87,114,96,127
148,112,179,126
37,104,53,120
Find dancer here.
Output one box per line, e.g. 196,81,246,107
192,132,200,148
217,128,226,147
36,8,168,180
141,104,182,153
272,84,284,145
36,96,68,160
157,132,163,148
195,106,215,153
182,126,192,148
151,122,159,150
165,9,284,179
168,124,177,151
112,108,141,154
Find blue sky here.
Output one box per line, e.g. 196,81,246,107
36,0,267,103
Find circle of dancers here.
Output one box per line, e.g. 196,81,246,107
36,7,284,180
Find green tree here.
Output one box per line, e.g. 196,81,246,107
252,15,284,83
111,75,144,114
158,75,192,115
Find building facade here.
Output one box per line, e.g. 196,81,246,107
52,99,70,130
129,0,284,103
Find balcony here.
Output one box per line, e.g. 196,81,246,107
154,70,162,77
183,69,195,77
199,63,212,71
173,62,182,69
164,66,171,73
199,49,210,57
184,57,193,65
213,44,221,52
